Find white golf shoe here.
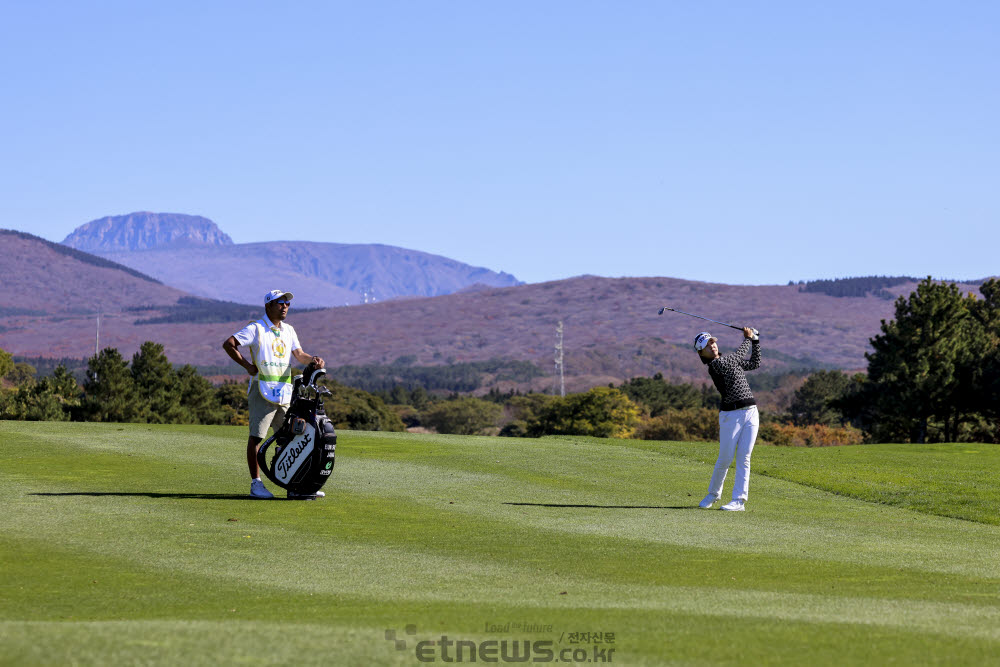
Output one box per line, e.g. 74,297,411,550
698,495,717,509
720,500,745,511
250,479,274,499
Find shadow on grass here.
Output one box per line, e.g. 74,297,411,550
504,502,695,510
31,492,269,501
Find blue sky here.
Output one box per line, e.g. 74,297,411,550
2,1,997,285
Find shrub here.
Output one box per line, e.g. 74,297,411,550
759,423,864,447
635,408,719,441
527,387,640,439
422,397,503,436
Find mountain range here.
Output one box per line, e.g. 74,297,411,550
60,212,520,307
6,222,989,391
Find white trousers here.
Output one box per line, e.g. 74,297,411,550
707,406,759,502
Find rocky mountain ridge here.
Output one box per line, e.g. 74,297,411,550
62,212,233,251
60,212,521,306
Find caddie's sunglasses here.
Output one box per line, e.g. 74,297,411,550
274,300,291,306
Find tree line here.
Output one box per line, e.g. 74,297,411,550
790,278,1000,444
3,277,997,443
0,342,403,431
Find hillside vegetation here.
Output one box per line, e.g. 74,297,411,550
2,225,991,389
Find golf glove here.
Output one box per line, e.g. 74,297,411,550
751,329,759,341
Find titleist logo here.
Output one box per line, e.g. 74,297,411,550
276,433,312,478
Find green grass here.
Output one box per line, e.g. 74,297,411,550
1,422,999,666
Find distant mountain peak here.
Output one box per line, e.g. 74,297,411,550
62,212,234,252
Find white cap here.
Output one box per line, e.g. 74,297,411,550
693,332,717,351
264,290,294,305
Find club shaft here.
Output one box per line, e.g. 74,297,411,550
660,307,742,330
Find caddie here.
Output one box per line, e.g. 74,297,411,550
223,289,325,499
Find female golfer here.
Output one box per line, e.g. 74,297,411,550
695,327,761,511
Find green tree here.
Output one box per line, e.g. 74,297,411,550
969,278,1000,433
619,373,702,416
528,387,641,438
499,393,556,437
865,278,978,443
216,380,250,426
788,370,851,426
177,364,227,425
6,362,37,387
830,373,875,436
0,347,14,380
82,348,141,423
423,397,503,435
0,362,80,421
321,380,406,432
409,386,431,410
131,341,183,423
387,385,410,405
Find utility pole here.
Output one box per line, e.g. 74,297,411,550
554,321,565,397
95,312,100,382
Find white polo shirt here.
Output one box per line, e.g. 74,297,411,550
232,317,302,405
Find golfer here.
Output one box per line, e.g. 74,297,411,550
223,290,325,499
695,327,761,511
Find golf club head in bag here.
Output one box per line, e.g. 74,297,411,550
256,363,336,499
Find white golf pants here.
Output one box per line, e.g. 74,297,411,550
707,405,759,502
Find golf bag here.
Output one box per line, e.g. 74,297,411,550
256,364,337,498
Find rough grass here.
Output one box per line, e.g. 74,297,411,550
1,421,999,665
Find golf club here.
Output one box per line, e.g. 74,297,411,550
657,306,754,333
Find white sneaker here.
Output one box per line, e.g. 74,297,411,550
720,500,745,511
250,479,274,499
314,490,325,498
698,495,717,509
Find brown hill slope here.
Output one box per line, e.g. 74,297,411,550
1,236,956,389
0,229,188,316
289,276,908,388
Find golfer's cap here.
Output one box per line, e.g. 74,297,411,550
693,332,717,351
264,290,294,305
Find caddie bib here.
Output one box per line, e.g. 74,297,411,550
248,318,294,405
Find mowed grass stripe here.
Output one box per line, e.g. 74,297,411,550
3,422,1000,664
5,424,1000,597
622,438,1000,526
5,425,1000,597
3,617,998,667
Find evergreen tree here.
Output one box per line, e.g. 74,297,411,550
177,364,227,424
969,278,1000,431
216,380,250,425
865,278,977,442
0,347,14,380
619,373,702,416
82,348,141,423
131,341,183,423
788,370,851,426
409,386,430,410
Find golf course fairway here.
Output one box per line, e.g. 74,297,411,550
2,421,998,665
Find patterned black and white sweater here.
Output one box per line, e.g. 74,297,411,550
701,338,761,411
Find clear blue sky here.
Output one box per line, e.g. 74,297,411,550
2,1,997,285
